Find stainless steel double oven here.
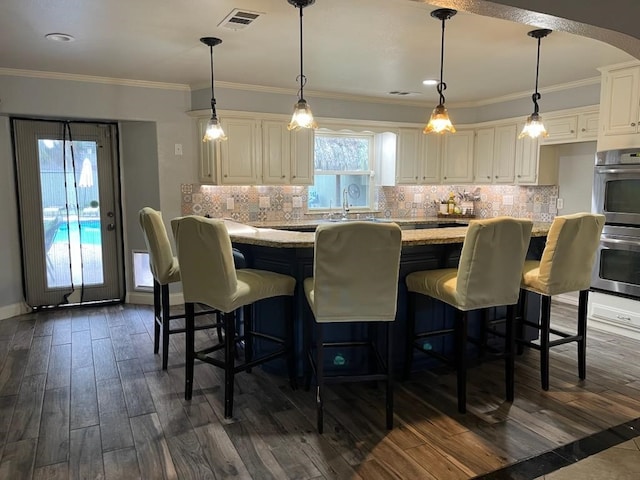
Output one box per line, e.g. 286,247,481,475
592,149,640,298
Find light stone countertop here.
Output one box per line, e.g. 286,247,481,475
225,219,551,249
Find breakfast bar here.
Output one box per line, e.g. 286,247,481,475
224,220,551,375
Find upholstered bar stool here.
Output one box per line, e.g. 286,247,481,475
303,221,402,433
404,217,533,413
517,213,605,390
139,207,218,370
171,216,296,419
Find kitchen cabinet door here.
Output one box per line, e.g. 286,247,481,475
396,128,422,184
515,123,539,184
441,130,474,184
473,128,494,184
600,65,640,137
577,112,599,140
219,117,259,185
493,124,516,183
261,120,290,185
290,128,314,185
422,133,441,183
542,116,578,144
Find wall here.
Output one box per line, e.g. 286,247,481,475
0,73,195,316
556,142,597,214
181,183,559,223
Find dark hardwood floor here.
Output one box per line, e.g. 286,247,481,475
0,301,639,479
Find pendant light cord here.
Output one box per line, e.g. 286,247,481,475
297,5,307,101
437,16,447,106
532,35,542,114
209,45,217,115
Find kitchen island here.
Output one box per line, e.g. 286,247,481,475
225,220,551,375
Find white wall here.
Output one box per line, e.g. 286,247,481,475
556,142,597,214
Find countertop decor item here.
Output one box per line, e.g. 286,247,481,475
200,36,227,142
287,0,318,131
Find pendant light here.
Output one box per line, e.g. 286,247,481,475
287,0,317,131
424,8,457,134
519,29,552,139
200,37,227,142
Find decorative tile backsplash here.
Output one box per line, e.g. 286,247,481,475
182,183,559,223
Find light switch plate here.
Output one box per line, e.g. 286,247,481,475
557,198,564,210
292,196,302,208
259,196,270,208
174,143,183,156
226,197,234,210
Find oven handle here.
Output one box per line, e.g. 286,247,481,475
600,235,640,247
596,167,640,174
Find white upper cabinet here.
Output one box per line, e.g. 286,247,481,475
261,120,290,185
396,128,422,184
395,129,441,184
441,130,474,184
197,114,314,186
290,128,314,185
218,117,260,185
598,63,640,150
493,124,517,183
541,109,599,145
515,122,558,185
474,125,516,184
473,128,495,183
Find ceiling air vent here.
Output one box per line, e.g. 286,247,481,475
219,9,262,30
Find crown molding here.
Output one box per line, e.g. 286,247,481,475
0,68,190,91
1,67,600,108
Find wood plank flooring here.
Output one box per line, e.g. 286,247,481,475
0,301,639,479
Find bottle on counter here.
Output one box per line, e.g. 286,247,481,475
447,192,456,214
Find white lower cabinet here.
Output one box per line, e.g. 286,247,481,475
588,292,640,340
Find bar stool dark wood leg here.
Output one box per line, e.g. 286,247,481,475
386,322,394,430
578,290,589,380
455,311,468,414
316,323,324,434
404,292,417,381
223,311,236,419
540,295,552,391
153,280,161,354
161,284,171,370
184,302,195,401
505,304,515,402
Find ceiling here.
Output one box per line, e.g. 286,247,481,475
0,0,635,107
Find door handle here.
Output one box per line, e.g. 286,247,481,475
107,224,115,231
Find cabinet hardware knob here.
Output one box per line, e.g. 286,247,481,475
517,175,521,178
616,315,631,321
415,176,418,180
571,130,575,133
443,176,447,179
281,175,285,178
224,174,228,177
487,176,490,179
292,175,296,178
581,128,586,132
632,123,637,127
494,175,498,179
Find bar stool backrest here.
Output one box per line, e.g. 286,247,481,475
139,207,180,285
536,213,605,295
171,216,238,310
456,217,533,310
311,221,402,323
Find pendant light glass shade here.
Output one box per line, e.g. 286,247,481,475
519,29,552,139
200,37,227,142
287,0,317,131
424,8,456,135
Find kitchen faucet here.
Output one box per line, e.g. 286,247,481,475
342,188,350,219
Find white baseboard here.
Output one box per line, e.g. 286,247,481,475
0,302,31,320
126,291,185,306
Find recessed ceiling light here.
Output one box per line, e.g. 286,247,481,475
422,79,438,86
45,33,75,42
